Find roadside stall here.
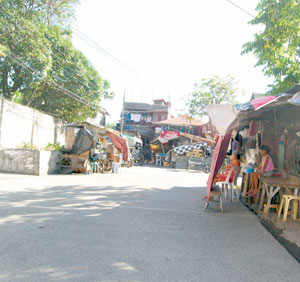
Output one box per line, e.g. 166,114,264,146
151,130,215,169
60,122,129,174
150,131,181,166
204,86,300,222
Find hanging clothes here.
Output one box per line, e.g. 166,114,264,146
131,113,141,122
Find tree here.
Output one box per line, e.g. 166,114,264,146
0,0,114,122
242,0,300,94
185,76,238,118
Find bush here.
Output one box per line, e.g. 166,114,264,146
18,142,38,150
43,143,63,151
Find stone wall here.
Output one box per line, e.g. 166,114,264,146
0,149,61,175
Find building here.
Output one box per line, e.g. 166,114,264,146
117,99,170,143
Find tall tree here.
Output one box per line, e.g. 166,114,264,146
185,75,237,118
242,0,300,94
0,0,114,122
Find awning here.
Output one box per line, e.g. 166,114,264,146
288,91,300,106
173,142,207,155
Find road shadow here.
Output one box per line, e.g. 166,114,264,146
0,181,298,282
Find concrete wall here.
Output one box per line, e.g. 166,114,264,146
0,98,65,149
0,149,61,175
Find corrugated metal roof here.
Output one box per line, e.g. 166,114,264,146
124,102,168,112
285,84,300,94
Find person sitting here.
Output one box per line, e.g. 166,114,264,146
213,151,241,185
247,145,274,197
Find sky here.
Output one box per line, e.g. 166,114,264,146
72,0,273,122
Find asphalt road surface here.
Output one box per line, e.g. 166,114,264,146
0,166,299,282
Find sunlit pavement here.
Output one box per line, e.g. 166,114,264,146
0,166,299,282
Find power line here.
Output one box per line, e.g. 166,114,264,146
46,0,152,84
226,0,255,18
0,19,105,110
6,49,101,110
0,21,102,95
72,26,153,85
0,4,106,94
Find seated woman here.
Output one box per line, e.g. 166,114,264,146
247,145,274,196
213,151,241,184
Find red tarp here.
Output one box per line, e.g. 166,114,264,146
206,132,232,197
108,133,129,161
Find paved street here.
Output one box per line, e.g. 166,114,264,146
0,166,299,282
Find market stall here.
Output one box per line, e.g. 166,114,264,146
205,85,300,220
60,122,129,174
151,129,215,169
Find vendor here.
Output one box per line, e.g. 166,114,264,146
247,145,274,197
213,151,240,184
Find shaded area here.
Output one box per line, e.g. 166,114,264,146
0,172,299,282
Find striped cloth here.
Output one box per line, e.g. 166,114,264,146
174,143,206,155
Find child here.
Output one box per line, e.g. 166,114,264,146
213,151,241,184
247,145,274,196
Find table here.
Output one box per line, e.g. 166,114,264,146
258,176,300,217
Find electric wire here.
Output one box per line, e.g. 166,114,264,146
6,49,100,109
0,20,102,95
226,0,255,18
0,25,103,110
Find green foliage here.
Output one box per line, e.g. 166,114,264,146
18,142,38,150
242,0,300,94
42,142,63,151
106,122,116,129
103,80,115,100
185,75,238,118
0,0,114,122
0,43,6,57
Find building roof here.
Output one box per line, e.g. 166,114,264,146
124,102,168,112
157,115,205,127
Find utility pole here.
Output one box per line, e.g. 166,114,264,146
120,89,126,135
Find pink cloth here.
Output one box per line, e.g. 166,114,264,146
262,154,274,172
206,132,232,196
108,133,129,161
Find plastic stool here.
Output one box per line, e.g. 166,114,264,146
264,203,279,214
91,162,99,173
112,162,121,174
156,156,162,166
277,195,300,222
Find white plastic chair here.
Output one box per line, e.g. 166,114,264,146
216,166,241,202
